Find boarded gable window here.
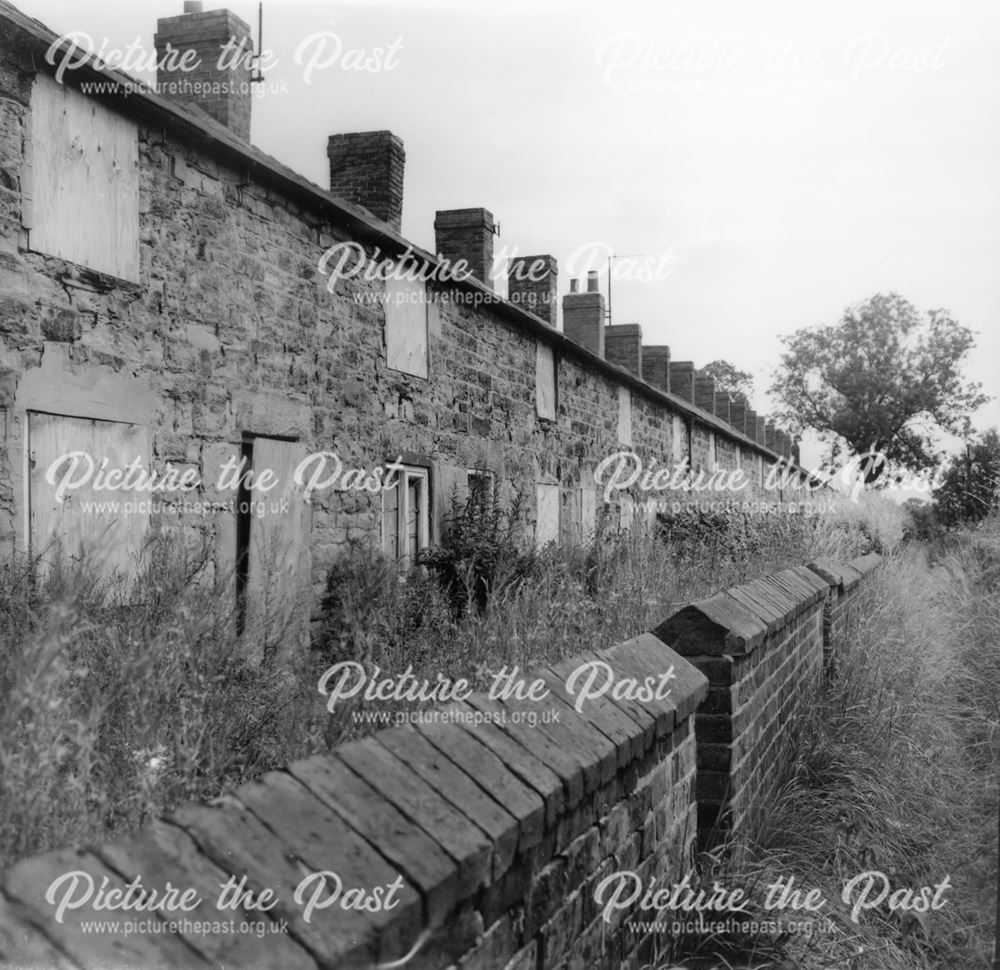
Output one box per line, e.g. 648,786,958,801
617,386,632,445
535,483,560,547
27,73,139,282
384,276,428,377
235,436,311,649
535,342,556,420
383,464,429,570
28,412,149,577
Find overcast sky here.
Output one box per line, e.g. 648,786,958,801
22,0,1000,468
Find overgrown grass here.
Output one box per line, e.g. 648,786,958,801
668,525,999,969
0,498,896,871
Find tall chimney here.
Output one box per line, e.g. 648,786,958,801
563,276,605,357
155,7,253,140
694,376,716,413
730,399,748,436
669,361,695,402
327,132,406,231
434,208,496,289
745,408,758,440
713,391,731,425
508,255,557,326
605,324,643,377
754,416,767,446
765,421,778,451
642,345,671,393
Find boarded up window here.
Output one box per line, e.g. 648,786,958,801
707,433,717,472
27,73,139,282
28,412,149,577
384,276,428,377
535,342,556,420
672,414,686,463
238,437,312,652
535,483,560,547
382,464,429,570
467,469,494,508
617,386,632,445
580,486,596,540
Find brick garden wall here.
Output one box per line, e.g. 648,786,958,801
657,555,882,847
0,635,709,970
0,555,884,970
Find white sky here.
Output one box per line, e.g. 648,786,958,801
21,0,1000,469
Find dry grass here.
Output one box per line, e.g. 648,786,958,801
0,499,898,872
669,525,999,970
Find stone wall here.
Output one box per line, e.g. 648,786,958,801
0,4,814,625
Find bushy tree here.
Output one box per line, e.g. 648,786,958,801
771,293,988,481
933,429,1000,527
698,360,755,403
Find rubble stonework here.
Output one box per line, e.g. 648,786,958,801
0,0,807,617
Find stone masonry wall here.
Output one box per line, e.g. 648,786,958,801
0,15,814,619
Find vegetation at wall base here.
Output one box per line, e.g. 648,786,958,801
668,528,999,970
0,492,905,874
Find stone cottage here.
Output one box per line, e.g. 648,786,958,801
0,0,809,635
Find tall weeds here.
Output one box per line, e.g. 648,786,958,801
1,497,896,870
694,528,999,969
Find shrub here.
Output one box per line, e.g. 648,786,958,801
419,485,539,615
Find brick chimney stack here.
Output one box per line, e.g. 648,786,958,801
694,375,716,413
606,324,643,377
508,255,557,326
434,208,496,289
669,361,695,402
562,272,605,357
642,345,671,393
713,391,732,425
155,5,253,141
327,132,406,231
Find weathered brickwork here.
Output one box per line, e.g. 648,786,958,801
807,553,883,672
0,556,885,969
656,559,881,846
0,633,709,970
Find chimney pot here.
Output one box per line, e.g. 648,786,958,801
570,278,579,294
586,270,600,293
183,1,203,11
563,287,606,357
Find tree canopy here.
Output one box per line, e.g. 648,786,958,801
770,293,988,480
933,428,1000,527
697,360,755,403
